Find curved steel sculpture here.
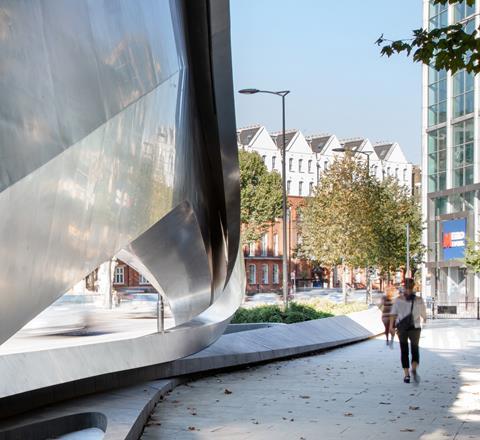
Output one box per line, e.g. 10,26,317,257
0,0,242,348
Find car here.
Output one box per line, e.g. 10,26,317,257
119,293,160,318
21,294,101,335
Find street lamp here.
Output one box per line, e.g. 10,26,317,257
238,88,291,307
332,147,373,170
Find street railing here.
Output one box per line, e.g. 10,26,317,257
427,298,480,320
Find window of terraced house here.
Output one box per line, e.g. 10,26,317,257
273,234,279,256
248,265,256,284
299,181,303,196
272,156,276,170
114,266,124,284
308,160,312,173
289,158,293,171
298,159,303,172
139,274,149,284
262,264,269,284
273,264,279,284
261,233,268,256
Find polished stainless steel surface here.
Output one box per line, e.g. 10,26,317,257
0,0,242,354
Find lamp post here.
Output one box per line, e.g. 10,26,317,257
238,88,291,308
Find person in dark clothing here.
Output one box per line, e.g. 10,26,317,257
389,278,427,383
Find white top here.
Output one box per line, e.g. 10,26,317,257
391,295,427,329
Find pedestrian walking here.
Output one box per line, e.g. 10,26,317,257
380,285,395,346
389,278,427,384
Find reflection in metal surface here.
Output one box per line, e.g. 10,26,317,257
0,0,241,357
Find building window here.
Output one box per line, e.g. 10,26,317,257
114,266,125,284
287,180,291,194
298,159,303,172
387,167,391,176
249,242,255,257
453,69,474,119
454,1,475,22
428,66,447,126
273,234,279,256
261,233,268,256
324,160,328,170
248,264,256,285
262,155,266,164
395,168,399,179
449,191,475,213
403,169,407,181
309,182,314,195
308,160,312,173
273,264,279,284
262,264,269,284
139,274,149,285
428,127,447,192
289,158,293,171
452,119,474,187
429,0,448,30
299,181,303,196
272,156,276,169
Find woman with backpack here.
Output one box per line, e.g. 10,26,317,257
389,278,427,383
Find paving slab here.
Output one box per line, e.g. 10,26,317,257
142,320,480,440
0,309,382,438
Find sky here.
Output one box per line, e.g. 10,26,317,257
231,0,423,164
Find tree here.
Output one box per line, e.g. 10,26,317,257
464,239,480,273
239,150,283,244
300,156,424,293
377,0,480,74
300,156,379,268
373,177,424,282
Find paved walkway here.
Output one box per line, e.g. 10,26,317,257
142,320,480,440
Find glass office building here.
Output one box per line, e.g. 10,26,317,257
423,0,479,301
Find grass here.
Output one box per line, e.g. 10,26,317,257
231,299,369,324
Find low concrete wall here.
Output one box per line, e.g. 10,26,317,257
0,308,383,438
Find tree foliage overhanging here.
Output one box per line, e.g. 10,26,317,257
239,149,283,244
465,239,480,273
299,156,423,275
377,0,479,74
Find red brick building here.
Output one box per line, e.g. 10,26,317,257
112,260,156,293
243,196,327,294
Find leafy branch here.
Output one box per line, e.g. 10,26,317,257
377,0,480,74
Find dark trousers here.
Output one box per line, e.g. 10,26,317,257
397,328,421,369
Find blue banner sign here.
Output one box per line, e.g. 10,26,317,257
442,218,466,261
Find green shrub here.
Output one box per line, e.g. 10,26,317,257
231,302,334,324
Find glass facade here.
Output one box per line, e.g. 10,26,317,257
428,67,447,126
425,1,478,302
428,128,447,192
454,1,476,22
429,1,448,30
452,119,474,187
448,191,475,212
452,70,474,118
